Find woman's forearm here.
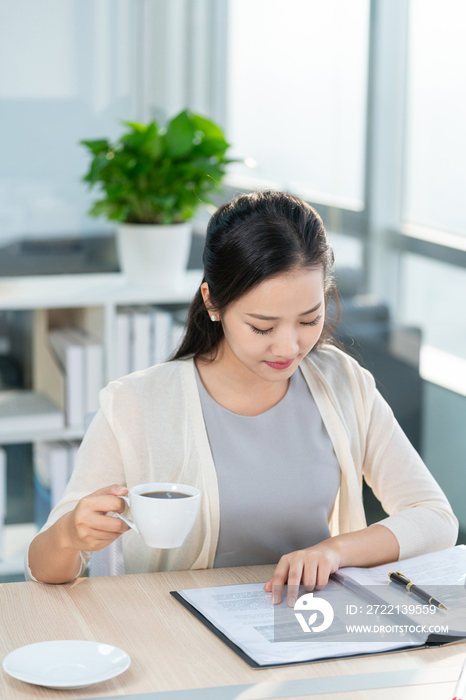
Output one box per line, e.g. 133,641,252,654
28,511,83,584
326,523,400,568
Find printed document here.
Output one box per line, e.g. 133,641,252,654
175,546,466,666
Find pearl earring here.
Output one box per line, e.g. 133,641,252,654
210,315,217,322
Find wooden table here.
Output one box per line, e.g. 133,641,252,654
1,565,465,699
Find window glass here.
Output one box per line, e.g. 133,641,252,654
0,0,140,244
226,0,370,209
400,253,466,364
404,0,466,236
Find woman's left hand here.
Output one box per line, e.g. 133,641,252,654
263,542,341,606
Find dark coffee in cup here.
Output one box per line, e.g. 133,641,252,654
141,491,192,499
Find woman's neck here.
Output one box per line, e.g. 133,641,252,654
195,340,291,416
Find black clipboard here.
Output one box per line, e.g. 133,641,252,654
170,590,463,669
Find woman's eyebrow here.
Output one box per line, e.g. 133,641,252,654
245,301,322,321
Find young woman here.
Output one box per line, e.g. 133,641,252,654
27,191,458,603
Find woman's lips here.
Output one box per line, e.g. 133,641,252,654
264,359,294,370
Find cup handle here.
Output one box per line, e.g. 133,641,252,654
112,494,139,534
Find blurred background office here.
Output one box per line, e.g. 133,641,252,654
0,0,465,581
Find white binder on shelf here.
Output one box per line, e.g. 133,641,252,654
48,329,85,427
66,328,104,414
131,306,151,372
116,309,132,378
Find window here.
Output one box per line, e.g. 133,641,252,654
399,254,466,394
226,0,370,209
0,0,141,244
404,0,466,237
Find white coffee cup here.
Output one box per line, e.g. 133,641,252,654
114,483,201,549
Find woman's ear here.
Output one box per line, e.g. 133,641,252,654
200,282,218,319
200,282,209,304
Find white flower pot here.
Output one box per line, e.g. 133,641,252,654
116,222,193,288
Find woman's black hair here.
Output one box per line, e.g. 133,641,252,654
170,190,339,361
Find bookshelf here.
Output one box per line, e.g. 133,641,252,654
0,270,202,576
0,270,202,441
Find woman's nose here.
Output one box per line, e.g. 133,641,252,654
270,330,299,358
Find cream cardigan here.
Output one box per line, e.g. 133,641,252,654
25,345,458,581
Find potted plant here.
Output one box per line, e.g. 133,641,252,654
80,109,233,287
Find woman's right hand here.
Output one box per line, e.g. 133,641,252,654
63,484,131,552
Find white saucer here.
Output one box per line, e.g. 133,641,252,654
2,640,131,690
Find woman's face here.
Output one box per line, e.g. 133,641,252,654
208,266,326,382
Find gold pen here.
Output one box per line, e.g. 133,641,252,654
388,571,447,610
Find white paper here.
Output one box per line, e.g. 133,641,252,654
339,545,466,633
341,545,466,587
177,581,415,666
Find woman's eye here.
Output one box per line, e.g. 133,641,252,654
250,316,322,335
302,315,322,327
251,326,273,335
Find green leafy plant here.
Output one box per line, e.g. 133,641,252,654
80,109,234,225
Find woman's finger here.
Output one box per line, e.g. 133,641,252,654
270,558,292,604
302,557,318,591
95,495,129,514
315,556,332,590
88,484,128,497
91,513,130,533
286,561,304,607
